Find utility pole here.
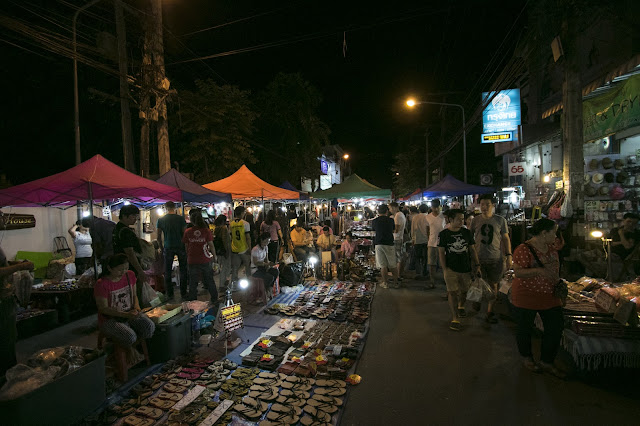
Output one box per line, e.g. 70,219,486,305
561,14,584,209
151,0,170,174
424,128,429,187
139,7,152,178
114,0,136,173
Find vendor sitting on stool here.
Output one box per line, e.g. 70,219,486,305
94,254,155,365
609,212,640,277
291,221,315,261
340,231,358,259
68,220,93,275
317,226,337,261
251,233,279,303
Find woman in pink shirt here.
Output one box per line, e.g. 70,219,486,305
94,254,155,348
340,232,358,259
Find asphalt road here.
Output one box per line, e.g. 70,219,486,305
340,280,639,426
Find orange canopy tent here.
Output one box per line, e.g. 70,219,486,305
203,165,300,200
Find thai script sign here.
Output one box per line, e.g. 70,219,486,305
482,89,521,134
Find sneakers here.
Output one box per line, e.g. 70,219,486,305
485,312,498,324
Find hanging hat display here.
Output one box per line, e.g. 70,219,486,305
616,171,628,184
584,184,597,196
614,159,625,170
604,172,615,183
598,185,610,196
589,159,599,170
592,173,604,184
602,157,613,169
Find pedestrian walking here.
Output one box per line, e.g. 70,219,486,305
425,199,446,288
230,206,252,283
156,201,187,299
389,202,407,286
438,209,481,331
212,214,232,292
182,209,218,306
260,210,283,263
470,194,512,324
511,218,566,378
372,204,398,289
411,204,431,288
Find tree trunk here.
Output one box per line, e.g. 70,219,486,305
139,6,152,177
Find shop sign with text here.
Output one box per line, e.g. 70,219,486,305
0,213,36,230
482,89,521,134
481,132,513,143
583,74,640,142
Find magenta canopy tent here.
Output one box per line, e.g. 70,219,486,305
0,154,182,207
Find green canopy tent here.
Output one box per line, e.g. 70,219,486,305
312,174,391,201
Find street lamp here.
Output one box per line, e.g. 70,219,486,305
405,98,467,183
343,154,349,160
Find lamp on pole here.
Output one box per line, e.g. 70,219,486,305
406,98,467,183
73,0,103,166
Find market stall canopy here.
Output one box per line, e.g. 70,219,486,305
202,165,300,200
399,188,423,202
0,155,181,207
279,181,309,201
312,174,391,200
422,174,494,197
156,169,232,204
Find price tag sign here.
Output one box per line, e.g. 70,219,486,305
199,400,234,426
220,303,243,333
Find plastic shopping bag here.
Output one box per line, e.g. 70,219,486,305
141,281,158,307
477,277,495,301
466,281,483,303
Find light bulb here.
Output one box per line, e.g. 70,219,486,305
239,279,249,289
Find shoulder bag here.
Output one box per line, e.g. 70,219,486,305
524,243,568,300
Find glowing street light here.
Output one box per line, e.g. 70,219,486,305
404,97,467,183
543,175,551,183
343,154,350,160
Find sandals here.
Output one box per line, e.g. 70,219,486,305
134,406,163,420
313,387,346,397
265,410,300,424
169,378,193,387
311,394,343,406
449,320,462,331
157,392,183,402
314,379,345,388
163,383,187,393
302,405,332,423
149,397,175,410
123,415,154,426
248,386,279,401
280,381,312,392
306,398,338,414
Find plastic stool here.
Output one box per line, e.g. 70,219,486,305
97,331,150,383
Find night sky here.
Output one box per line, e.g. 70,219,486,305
0,0,527,190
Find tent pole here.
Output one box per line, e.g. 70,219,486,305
87,182,99,280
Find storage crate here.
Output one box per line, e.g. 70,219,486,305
147,312,192,363
0,351,105,425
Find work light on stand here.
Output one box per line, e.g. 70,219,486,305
591,230,613,282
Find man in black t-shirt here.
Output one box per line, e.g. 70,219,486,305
438,209,481,331
113,204,147,301
372,204,398,289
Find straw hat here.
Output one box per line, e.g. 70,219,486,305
584,174,591,184
614,159,625,170
602,157,613,169
588,159,599,170
592,173,604,184
598,185,610,196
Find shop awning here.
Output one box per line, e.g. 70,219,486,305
542,54,640,119
279,181,309,201
422,174,494,198
202,165,300,200
0,155,181,208
312,174,391,200
399,188,423,202
156,169,231,204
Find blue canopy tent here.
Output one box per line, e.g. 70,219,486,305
422,174,494,197
156,169,232,204
279,181,309,200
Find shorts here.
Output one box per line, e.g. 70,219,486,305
427,246,439,266
443,269,472,293
479,260,503,284
394,240,405,261
375,245,397,269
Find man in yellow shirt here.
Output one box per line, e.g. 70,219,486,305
230,206,251,282
317,226,337,261
290,222,315,261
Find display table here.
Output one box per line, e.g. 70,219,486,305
562,329,640,370
30,287,95,323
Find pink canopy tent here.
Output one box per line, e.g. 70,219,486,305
0,154,181,207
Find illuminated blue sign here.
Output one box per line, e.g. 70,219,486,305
482,89,521,134
320,160,328,174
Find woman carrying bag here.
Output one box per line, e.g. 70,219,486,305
511,218,566,378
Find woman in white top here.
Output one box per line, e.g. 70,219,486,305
69,220,93,275
251,233,280,303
